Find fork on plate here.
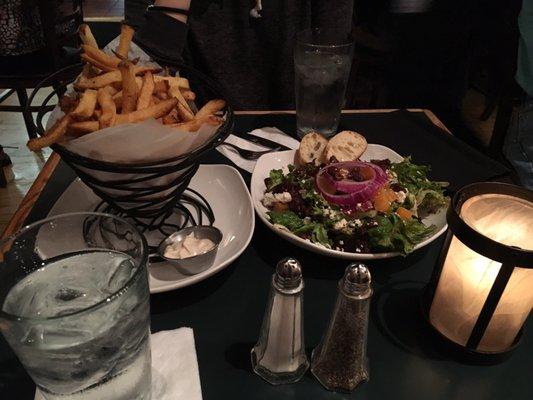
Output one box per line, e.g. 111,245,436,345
219,142,282,160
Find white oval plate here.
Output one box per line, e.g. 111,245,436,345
46,164,254,292
250,145,447,259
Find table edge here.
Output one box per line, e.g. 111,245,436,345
1,109,448,239
1,153,60,239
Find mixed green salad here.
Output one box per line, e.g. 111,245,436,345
262,157,448,255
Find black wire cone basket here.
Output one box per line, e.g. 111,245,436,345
27,62,234,232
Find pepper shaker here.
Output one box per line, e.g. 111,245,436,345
311,263,372,392
251,258,309,384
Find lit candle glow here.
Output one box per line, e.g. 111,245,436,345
429,194,533,353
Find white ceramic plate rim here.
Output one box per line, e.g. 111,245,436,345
251,146,448,259
150,165,255,292
45,164,254,292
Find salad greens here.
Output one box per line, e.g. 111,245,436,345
367,214,436,254
390,157,448,215
263,157,448,255
269,211,331,247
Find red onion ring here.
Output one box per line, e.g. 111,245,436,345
315,161,387,207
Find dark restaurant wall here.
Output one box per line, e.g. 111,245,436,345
350,0,522,148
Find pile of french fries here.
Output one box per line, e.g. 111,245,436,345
28,24,226,152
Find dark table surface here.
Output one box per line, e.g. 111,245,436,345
1,112,530,400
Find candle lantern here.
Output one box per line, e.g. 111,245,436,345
423,182,533,362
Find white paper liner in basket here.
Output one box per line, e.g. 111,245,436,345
44,40,224,209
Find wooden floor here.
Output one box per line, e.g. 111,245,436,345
0,90,53,234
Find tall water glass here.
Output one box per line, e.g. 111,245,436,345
0,212,151,400
295,29,354,138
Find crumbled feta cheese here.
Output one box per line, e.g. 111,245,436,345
334,219,348,231
349,219,363,228
396,190,407,203
262,191,292,207
339,240,344,245
387,170,398,183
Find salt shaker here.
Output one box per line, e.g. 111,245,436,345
251,258,309,384
311,263,372,392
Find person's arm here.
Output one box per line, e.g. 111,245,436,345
152,0,191,23
133,0,191,62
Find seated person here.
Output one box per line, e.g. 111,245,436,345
126,0,354,110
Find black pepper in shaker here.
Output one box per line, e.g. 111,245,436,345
311,263,372,392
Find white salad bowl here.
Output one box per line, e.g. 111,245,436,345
250,144,448,260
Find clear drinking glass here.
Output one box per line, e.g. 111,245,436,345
0,212,151,400
294,28,354,138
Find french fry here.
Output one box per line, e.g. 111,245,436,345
97,88,117,128
79,24,98,48
111,81,123,91
71,89,98,120
176,101,194,122
118,61,139,113
114,98,178,125
156,91,168,100
94,109,102,119
181,90,196,101
68,120,99,135
81,54,116,72
112,91,123,109
168,82,193,114
74,66,160,90
27,114,71,151
195,99,226,119
82,45,121,69
162,109,179,125
112,90,122,108
136,71,155,110
81,63,92,78
154,80,169,93
154,76,189,90
204,115,224,125
59,94,79,114
103,85,118,96
116,24,135,59
151,95,160,105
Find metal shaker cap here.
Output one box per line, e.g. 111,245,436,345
342,263,372,296
274,258,303,289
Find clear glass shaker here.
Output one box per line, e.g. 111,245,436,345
251,258,309,384
311,263,372,392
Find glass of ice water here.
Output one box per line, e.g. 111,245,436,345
0,212,151,400
295,28,354,138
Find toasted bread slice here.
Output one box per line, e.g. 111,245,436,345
323,131,367,163
298,132,328,165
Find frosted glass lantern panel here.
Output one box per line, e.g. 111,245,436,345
429,194,533,352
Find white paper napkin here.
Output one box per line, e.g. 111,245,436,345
217,127,300,173
35,328,202,400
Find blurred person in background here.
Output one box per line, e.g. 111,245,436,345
504,0,533,189
124,0,354,110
